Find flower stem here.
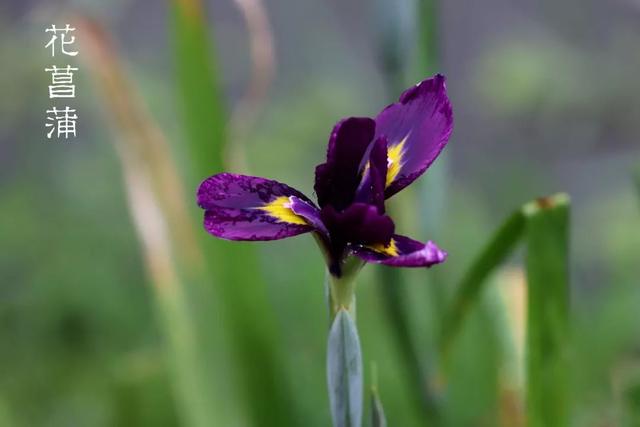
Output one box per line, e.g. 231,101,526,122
328,276,357,320
326,258,364,321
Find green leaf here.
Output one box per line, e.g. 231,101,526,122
371,392,387,427
634,167,640,207
523,194,570,427
378,267,442,423
370,364,388,427
76,17,231,426
440,208,526,361
416,0,440,76
328,309,363,427
172,0,226,178
171,3,297,425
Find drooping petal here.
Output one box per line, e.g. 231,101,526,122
320,203,395,247
374,74,453,198
352,234,447,267
314,117,376,210
354,137,388,212
197,173,315,241
289,195,329,238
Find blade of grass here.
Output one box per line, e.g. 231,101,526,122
416,0,439,76
370,363,388,427
171,2,297,425
378,268,442,424
76,17,230,426
226,0,276,172
438,194,569,424
373,1,446,423
523,194,570,427
634,167,640,207
172,0,226,175
439,209,526,362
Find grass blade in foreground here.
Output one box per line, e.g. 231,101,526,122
440,209,526,362
634,167,640,206
378,267,442,422
523,194,570,427
373,1,449,420
172,0,226,175
370,364,388,427
328,309,363,427
77,18,228,426
172,2,296,425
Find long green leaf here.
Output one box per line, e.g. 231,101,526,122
328,309,363,427
373,1,448,422
172,0,226,176
76,18,229,426
523,194,570,427
370,364,388,427
634,167,640,207
416,0,439,76
378,268,442,422
440,209,526,362
171,2,296,425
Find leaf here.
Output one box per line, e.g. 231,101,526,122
172,0,226,179
378,267,442,422
416,0,440,76
328,309,363,427
523,194,570,427
371,392,388,427
440,208,526,361
171,2,297,425
76,17,230,426
634,167,640,208
370,364,388,427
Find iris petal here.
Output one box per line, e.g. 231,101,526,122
289,196,329,238
354,137,388,212
320,203,395,247
374,74,453,198
351,234,447,267
197,173,315,241
314,117,376,210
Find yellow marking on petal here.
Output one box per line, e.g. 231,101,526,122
257,196,307,225
386,136,408,188
368,239,399,257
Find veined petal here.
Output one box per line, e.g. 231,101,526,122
352,234,447,267
197,173,315,241
374,74,453,198
314,117,376,210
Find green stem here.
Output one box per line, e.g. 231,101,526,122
327,258,364,321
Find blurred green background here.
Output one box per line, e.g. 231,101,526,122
1,0,639,426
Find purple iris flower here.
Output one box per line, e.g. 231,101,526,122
197,75,453,277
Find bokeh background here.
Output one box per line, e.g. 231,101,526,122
1,0,639,426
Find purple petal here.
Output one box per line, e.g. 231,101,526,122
320,203,395,247
197,173,315,241
314,117,376,210
354,136,388,212
352,234,447,267
374,74,453,198
289,196,329,238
